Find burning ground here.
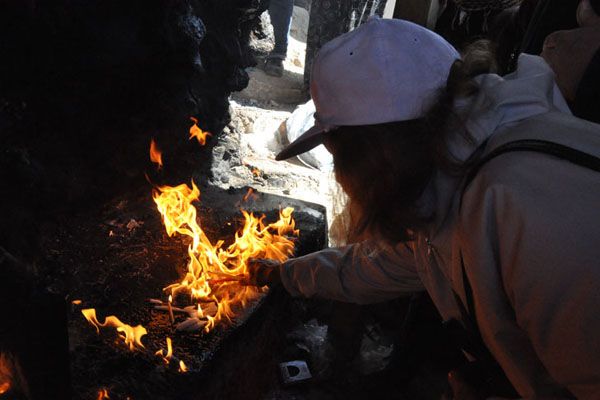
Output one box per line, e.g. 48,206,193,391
51,180,325,399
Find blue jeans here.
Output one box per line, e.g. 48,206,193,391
268,0,294,60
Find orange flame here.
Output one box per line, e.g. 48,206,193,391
251,168,261,177
189,117,211,146
97,388,110,399
155,337,173,364
152,181,298,332
149,138,163,169
179,360,188,373
81,309,147,351
155,337,189,373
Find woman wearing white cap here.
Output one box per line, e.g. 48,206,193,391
246,17,600,399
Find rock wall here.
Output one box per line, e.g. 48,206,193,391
0,0,268,264
303,0,387,87
0,2,271,396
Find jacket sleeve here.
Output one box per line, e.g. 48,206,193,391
459,154,600,399
279,241,424,304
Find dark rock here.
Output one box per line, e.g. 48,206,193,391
0,0,269,265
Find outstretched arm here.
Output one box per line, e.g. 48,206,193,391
278,240,424,304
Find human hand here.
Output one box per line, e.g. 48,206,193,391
243,258,282,287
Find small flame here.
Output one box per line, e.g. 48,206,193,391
189,117,211,146
97,388,110,399
149,138,163,169
71,299,82,305
152,181,298,333
0,352,27,398
81,309,147,351
251,168,260,177
155,337,188,373
178,360,188,373
155,337,173,364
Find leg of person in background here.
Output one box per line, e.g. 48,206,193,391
266,0,294,77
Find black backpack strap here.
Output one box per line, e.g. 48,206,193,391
460,139,600,209
447,139,600,396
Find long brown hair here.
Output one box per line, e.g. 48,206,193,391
326,40,497,243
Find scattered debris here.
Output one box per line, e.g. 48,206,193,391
126,219,143,231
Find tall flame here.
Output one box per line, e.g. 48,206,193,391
149,138,163,169
152,181,298,332
81,309,147,351
189,117,211,146
78,119,298,376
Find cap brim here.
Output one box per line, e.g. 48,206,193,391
275,124,329,161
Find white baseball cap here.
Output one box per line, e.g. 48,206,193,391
276,17,460,161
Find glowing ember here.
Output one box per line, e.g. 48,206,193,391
189,117,211,146
152,181,298,332
97,388,110,399
81,309,147,351
149,138,163,169
72,299,82,305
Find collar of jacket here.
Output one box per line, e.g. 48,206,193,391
420,54,572,237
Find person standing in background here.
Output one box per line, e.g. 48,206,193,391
264,0,294,77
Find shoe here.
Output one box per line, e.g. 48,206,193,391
264,58,284,77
